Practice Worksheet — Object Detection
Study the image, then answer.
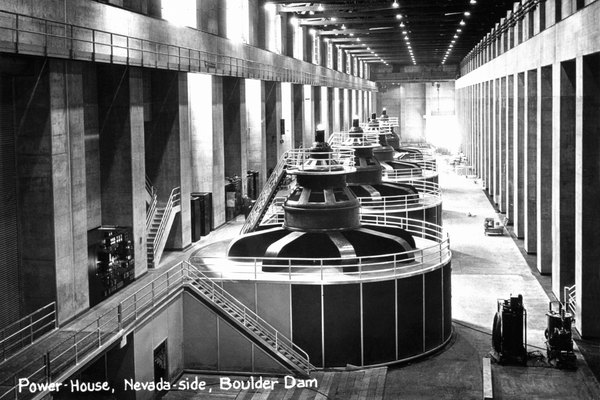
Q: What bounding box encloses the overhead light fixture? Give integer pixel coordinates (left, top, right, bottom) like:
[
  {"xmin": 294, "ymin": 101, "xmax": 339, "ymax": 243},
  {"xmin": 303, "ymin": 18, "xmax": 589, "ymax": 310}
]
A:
[
  {"xmin": 331, "ymin": 17, "xmax": 337, "ymax": 22},
  {"xmin": 402, "ymin": 30, "xmax": 407, "ymax": 35},
  {"xmin": 460, "ymin": 20, "xmax": 465, "ymax": 25},
  {"xmin": 317, "ymin": 3, "xmax": 324, "ymax": 11},
  {"xmin": 396, "ymin": 14, "xmax": 402, "ymax": 19},
  {"xmin": 451, "ymin": 40, "xmax": 455, "ymax": 43},
  {"xmin": 457, "ymin": 28, "xmax": 462, "ymax": 32},
  {"xmin": 392, "ymin": 1, "xmax": 399, "ymax": 9},
  {"xmin": 453, "ymin": 35, "xmax": 458, "ymax": 38},
  {"xmin": 449, "ymin": 44, "xmax": 453, "ymax": 47},
  {"xmin": 470, "ymin": 0, "xmax": 477, "ymax": 4},
  {"xmin": 356, "ymin": 38, "xmax": 361, "ymax": 42},
  {"xmin": 341, "ymin": 24, "xmax": 347, "ymax": 29},
  {"xmin": 399, "ymin": 22, "xmax": 405, "ymax": 28},
  {"xmin": 464, "ymin": 11, "xmax": 471, "ymax": 17},
  {"xmin": 309, "ymin": 10, "xmax": 315, "ymax": 15},
  {"xmin": 404, "ymin": 36, "xmax": 408, "ymax": 40},
  {"xmin": 350, "ymin": 33, "xmax": 354, "ymax": 36}
]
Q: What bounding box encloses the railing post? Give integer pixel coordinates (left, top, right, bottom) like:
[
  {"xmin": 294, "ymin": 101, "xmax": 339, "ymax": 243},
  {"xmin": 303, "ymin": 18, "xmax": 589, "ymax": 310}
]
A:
[
  {"xmin": 275, "ymin": 331, "xmax": 278, "ymax": 351},
  {"xmin": 45, "ymin": 351, "xmax": 51, "ymax": 384},
  {"xmin": 117, "ymin": 304, "xmax": 123, "ymax": 330},
  {"xmin": 97, "ymin": 319, "xmax": 101, "ymax": 346},
  {"xmin": 74, "ymin": 335, "xmax": 78, "ymax": 364}
]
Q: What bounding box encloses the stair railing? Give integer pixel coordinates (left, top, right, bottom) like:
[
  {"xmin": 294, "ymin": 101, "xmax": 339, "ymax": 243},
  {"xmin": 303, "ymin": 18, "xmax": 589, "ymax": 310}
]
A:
[
  {"xmin": 183, "ymin": 261, "xmax": 312, "ymax": 375},
  {"xmin": 0, "ymin": 261, "xmax": 312, "ymax": 399},
  {"xmin": 151, "ymin": 187, "xmax": 181, "ymax": 265},
  {"xmin": 146, "ymin": 194, "xmax": 158, "ymax": 231},
  {"xmin": 241, "ymin": 153, "xmax": 288, "ymax": 234},
  {"xmin": 0, "ymin": 303, "xmax": 57, "ymax": 364},
  {"xmin": 564, "ymin": 284, "xmax": 576, "ymax": 316}
]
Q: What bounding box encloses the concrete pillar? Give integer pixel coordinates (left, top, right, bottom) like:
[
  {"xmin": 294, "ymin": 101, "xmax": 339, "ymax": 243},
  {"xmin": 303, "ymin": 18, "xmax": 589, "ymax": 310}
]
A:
[
  {"xmin": 514, "ymin": 3, "xmax": 523, "ymax": 46},
  {"xmin": 245, "ymin": 79, "xmax": 267, "ymax": 190},
  {"xmin": 500, "ymin": 76, "xmax": 507, "ymax": 212},
  {"xmin": 552, "ymin": 60, "xmax": 576, "ymax": 300},
  {"xmin": 332, "ymin": 87, "xmax": 341, "ymax": 132},
  {"xmin": 145, "ymin": 70, "xmax": 192, "ymax": 250},
  {"xmin": 281, "ymin": 82, "xmax": 294, "ymax": 154},
  {"xmin": 343, "ymin": 88, "xmax": 351, "ymax": 130},
  {"xmin": 223, "ymin": 77, "xmax": 247, "ymax": 187},
  {"xmin": 486, "ymin": 81, "xmax": 493, "ymax": 193},
  {"xmin": 302, "ymin": 84, "xmax": 314, "ymax": 146},
  {"xmin": 524, "ymin": 69, "xmax": 538, "ymax": 253},
  {"xmin": 189, "ymin": 73, "xmax": 225, "ymax": 227},
  {"xmin": 514, "ymin": 72, "xmax": 525, "ymax": 238},
  {"xmin": 493, "ymin": 79, "xmax": 501, "ymax": 205},
  {"xmin": 576, "ymin": 53, "xmax": 600, "ymax": 337},
  {"xmin": 537, "ymin": 66, "xmax": 553, "ymax": 274},
  {"xmin": 506, "ymin": 75, "xmax": 514, "ymax": 223},
  {"xmin": 265, "ymin": 81, "xmax": 284, "ymax": 179},
  {"xmin": 97, "ymin": 64, "xmax": 147, "ymax": 277},
  {"xmin": 47, "ymin": 60, "xmax": 89, "ymax": 322},
  {"xmin": 320, "ymin": 86, "xmax": 330, "ymax": 134}
]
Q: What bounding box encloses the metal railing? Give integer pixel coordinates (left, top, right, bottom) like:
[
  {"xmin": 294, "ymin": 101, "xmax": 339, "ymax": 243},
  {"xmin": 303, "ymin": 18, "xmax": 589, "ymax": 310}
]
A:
[
  {"xmin": 328, "ymin": 131, "xmax": 380, "ymax": 148},
  {"xmin": 150, "ymin": 187, "xmax": 181, "ymax": 266},
  {"xmin": 0, "ymin": 262, "xmax": 312, "ymax": 399},
  {"xmin": 241, "ymin": 154, "xmax": 289, "ymax": 234},
  {"xmin": 357, "ymin": 180, "xmax": 442, "ymax": 212},
  {"xmin": 0, "ymin": 9, "xmax": 375, "ymax": 91},
  {"xmin": 185, "ymin": 264, "xmax": 312, "ymax": 375},
  {"xmin": 564, "ymin": 285, "xmax": 576, "ymax": 316},
  {"xmin": 382, "ymin": 159, "xmax": 438, "ymax": 181},
  {"xmin": 285, "ymin": 147, "xmax": 355, "ymax": 172},
  {"xmin": 191, "ymin": 216, "xmax": 450, "ymax": 283},
  {"xmin": 0, "ymin": 303, "xmax": 56, "ymax": 364}
]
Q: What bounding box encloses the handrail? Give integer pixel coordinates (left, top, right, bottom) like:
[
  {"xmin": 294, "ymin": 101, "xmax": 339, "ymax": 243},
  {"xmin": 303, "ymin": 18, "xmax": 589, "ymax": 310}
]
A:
[
  {"xmin": 564, "ymin": 285, "xmax": 576, "ymax": 316},
  {"xmin": 241, "ymin": 154, "xmax": 289, "ymax": 234},
  {"xmin": 0, "ymin": 303, "xmax": 56, "ymax": 363},
  {"xmin": 357, "ymin": 180, "xmax": 442, "ymax": 212},
  {"xmin": 146, "ymin": 193, "xmax": 158, "ymax": 230},
  {"xmin": 0, "ymin": 9, "xmax": 376, "ymax": 91},
  {"xmin": 145, "ymin": 175, "xmax": 156, "ymax": 198},
  {"xmin": 191, "ymin": 216, "xmax": 450, "ymax": 284},
  {"xmin": 0, "ymin": 261, "xmax": 312, "ymax": 399},
  {"xmin": 151, "ymin": 186, "xmax": 181, "ymax": 263},
  {"xmin": 382, "ymin": 159, "xmax": 439, "ymax": 181},
  {"xmin": 328, "ymin": 131, "xmax": 380, "ymax": 148},
  {"xmin": 184, "ymin": 262, "xmax": 312, "ymax": 375},
  {"xmin": 285, "ymin": 147, "xmax": 356, "ymax": 172}
]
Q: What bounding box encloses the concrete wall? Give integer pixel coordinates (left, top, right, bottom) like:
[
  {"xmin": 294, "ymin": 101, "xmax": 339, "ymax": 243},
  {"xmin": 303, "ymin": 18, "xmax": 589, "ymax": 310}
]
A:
[{"xmin": 456, "ymin": 0, "xmax": 600, "ymax": 337}]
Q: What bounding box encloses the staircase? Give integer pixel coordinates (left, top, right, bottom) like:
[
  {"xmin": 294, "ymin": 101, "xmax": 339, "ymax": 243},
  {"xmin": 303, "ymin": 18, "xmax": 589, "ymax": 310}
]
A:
[
  {"xmin": 184, "ymin": 262, "xmax": 313, "ymax": 376},
  {"xmin": 241, "ymin": 153, "xmax": 289, "ymax": 234},
  {"xmin": 146, "ymin": 187, "xmax": 181, "ymax": 268}
]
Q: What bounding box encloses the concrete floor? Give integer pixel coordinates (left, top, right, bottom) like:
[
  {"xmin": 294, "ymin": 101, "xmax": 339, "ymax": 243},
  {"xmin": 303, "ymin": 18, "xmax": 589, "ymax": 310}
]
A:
[{"xmin": 170, "ymin": 160, "xmax": 600, "ymax": 400}]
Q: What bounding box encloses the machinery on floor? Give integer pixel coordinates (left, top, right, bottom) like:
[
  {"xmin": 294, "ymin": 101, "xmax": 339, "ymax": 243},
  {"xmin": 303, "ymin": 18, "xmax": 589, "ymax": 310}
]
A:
[
  {"xmin": 492, "ymin": 294, "xmax": 527, "ymax": 365},
  {"xmin": 484, "ymin": 217, "xmax": 505, "ymax": 236},
  {"xmin": 545, "ymin": 301, "xmax": 577, "ymax": 369}
]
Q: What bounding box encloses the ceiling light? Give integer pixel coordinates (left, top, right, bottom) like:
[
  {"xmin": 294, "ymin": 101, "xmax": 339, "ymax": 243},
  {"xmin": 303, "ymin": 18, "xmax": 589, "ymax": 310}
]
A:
[
  {"xmin": 402, "ymin": 31, "xmax": 407, "ymax": 35},
  {"xmin": 341, "ymin": 24, "xmax": 346, "ymax": 29},
  {"xmin": 356, "ymin": 38, "xmax": 360, "ymax": 42},
  {"xmin": 457, "ymin": 28, "xmax": 462, "ymax": 32},
  {"xmin": 396, "ymin": 14, "xmax": 402, "ymax": 19},
  {"xmin": 392, "ymin": 1, "xmax": 399, "ymax": 9},
  {"xmin": 399, "ymin": 22, "xmax": 405, "ymax": 27},
  {"xmin": 470, "ymin": 0, "xmax": 477, "ymax": 4},
  {"xmin": 464, "ymin": 11, "xmax": 471, "ymax": 16},
  {"xmin": 451, "ymin": 40, "xmax": 455, "ymax": 43},
  {"xmin": 460, "ymin": 20, "xmax": 465, "ymax": 26},
  {"xmin": 367, "ymin": 47, "xmax": 371, "ymax": 50},
  {"xmin": 449, "ymin": 44, "xmax": 453, "ymax": 47},
  {"xmin": 404, "ymin": 36, "xmax": 408, "ymax": 40},
  {"xmin": 331, "ymin": 17, "xmax": 337, "ymax": 22},
  {"xmin": 317, "ymin": 4, "xmax": 324, "ymax": 11},
  {"xmin": 309, "ymin": 10, "xmax": 315, "ymax": 15},
  {"xmin": 350, "ymin": 33, "xmax": 354, "ymax": 36}
]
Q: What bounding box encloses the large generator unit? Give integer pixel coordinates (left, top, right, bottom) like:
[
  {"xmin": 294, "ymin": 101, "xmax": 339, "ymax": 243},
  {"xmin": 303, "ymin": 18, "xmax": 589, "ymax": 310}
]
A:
[
  {"xmin": 492, "ymin": 294, "xmax": 527, "ymax": 364},
  {"xmin": 545, "ymin": 301, "xmax": 577, "ymax": 369}
]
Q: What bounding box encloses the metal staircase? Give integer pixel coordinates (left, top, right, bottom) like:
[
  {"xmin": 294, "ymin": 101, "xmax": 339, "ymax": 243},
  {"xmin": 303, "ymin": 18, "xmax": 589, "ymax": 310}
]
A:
[
  {"xmin": 0, "ymin": 261, "xmax": 312, "ymax": 400},
  {"xmin": 185, "ymin": 263, "xmax": 313, "ymax": 376},
  {"xmin": 147, "ymin": 187, "xmax": 181, "ymax": 268},
  {"xmin": 240, "ymin": 154, "xmax": 289, "ymax": 234}
]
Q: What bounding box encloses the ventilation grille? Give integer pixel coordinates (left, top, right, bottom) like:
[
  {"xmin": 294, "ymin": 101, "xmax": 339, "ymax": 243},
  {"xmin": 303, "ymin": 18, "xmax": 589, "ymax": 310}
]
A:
[{"xmin": 0, "ymin": 95, "xmax": 22, "ymax": 329}]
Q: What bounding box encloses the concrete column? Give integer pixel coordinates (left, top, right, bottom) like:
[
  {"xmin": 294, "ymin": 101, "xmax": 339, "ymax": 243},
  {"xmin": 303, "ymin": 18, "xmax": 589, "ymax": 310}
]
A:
[
  {"xmin": 552, "ymin": 60, "xmax": 576, "ymax": 300},
  {"xmin": 524, "ymin": 69, "xmax": 538, "ymax": 253},
  {"xmin": 514, "ymin": 72, "xmax": 525, "ymax": 238},
  {"xmin": 500, "ymin": 77, "xmax": 507, "ymax": 212},
  {"xmin": 97, "ymin": 65, "xmax": 147, "ymax": 277},
  {"xmin": 332, "ymin": 87, "xmax": 341, "ymax": 132},
  {"xmin": 145, "ymin": 71, "xmax": 191, "ymax": 250},
  {"xmin": 266, "ymin": 81, "xmax": 283, "ymax": 179},
  {"xmin": 514, "ymin": 3, "xmax": 523, "ymax": 46},
  {"xmin": 189, "ymin": 73, "xmax": 225, "ymax": 227},
  {"xmin": 47, "ymin": 60, "xmax": 89, "ymax": 322},
  {"xmin": 493, "ymin": 79, "xmax": 500, "ymax": 204},
  {"xmin": 223, "ymin": 77, "xmax": 247, "ymax": 189},
  {"xmin": 506, "ymin": 75, "xmax": 514, "ymax": 223},
  {"xmin": 342, "ymin": 88, "xmax": 350, "ymax": 131},
  {"xmin": 486, "ymin": 81, "xmax": 493, "ymax": 193},
  {"xmin": 320, "ymin": 86, "xmax": 330, "ymax": 134},
  {"xmin": 302, "ymin": 84, "xmax": 314, "ymax": 146},
  {"xmin": 281, "ymin": 82, "xmax": 294, "ymax": 154},
  {"xmin": 245, "ymin": 79, "xmax": 267, "ymax": 190},
  {"xmin": 576, "ymin": 53, "xmax": 600, "ymax": 337},
  {"xmin": 537, "ymin": 66, "xmax": 553, "ymax": 274}
]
